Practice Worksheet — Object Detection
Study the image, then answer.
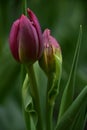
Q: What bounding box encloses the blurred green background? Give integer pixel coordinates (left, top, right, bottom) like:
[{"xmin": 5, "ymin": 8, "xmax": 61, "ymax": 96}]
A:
[{"xmin": 0, "ymin": 0, "xmax": 87, "ymax": 130}]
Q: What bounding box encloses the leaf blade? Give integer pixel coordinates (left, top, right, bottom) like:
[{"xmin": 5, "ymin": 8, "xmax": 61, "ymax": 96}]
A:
[
  {"xmin": 56, "ymin": 86, "xmax": 87, "ymax": 130},
  {"xmin": 58, "ymin": 25, "xmax": 82, "ymax": 121}
]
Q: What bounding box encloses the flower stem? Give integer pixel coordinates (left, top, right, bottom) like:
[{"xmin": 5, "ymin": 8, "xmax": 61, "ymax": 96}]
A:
[
  {"xmin": 22, "ymin": 0, "xmax": 27, "ymax": 15},
  {"xmin": 46, "ymin": 73, "xmax": 61, "ymax": 130},
  {"xmin": 26, "ymin": 65, "xmax": 43, "ymax": 130},
  {"xmin": 46, "ymin": 77, "xmax": 54, "ymax": 130},
  {"xmin": 46, "ymin": 97, "xmax": 53, "ymax": 130}
]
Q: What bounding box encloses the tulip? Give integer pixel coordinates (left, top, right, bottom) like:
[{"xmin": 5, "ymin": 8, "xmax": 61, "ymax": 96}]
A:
[
  {"xmin": 9, "ymin": 8, "xmax": 43, "ymax": 63},
  {"xmin": 39, "ymin": 29, "xmax": 62, "ymax": 76},
  {"xmin": 39, "ymin": 29, "xmax": 62, "ymax": 130}
]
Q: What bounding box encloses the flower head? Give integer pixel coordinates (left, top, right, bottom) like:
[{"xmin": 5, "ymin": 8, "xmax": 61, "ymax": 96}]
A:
[
  {"xmin": 9, "ymin": 8, "xmax": 43, "ymax": 63},
  {"xmin": 39, "ymin": 29, "xmax": 62, "ymax": 76}
]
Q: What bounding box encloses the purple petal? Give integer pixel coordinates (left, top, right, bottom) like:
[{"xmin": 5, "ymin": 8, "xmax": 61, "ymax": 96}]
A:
[
  {"xmin": 43, "ymin": 29, "xmax": 59, "ymax": 48},
  {"xmin": 9, "ymin": 19, "xmax": 20, "ymax": 61},
  {"xmin": 18, "ymin": 15, "xmax": 39, "ymax": 62},
  {"xmin": 27, "ymin": 8, "xmax": 43, "ymax": 58}
]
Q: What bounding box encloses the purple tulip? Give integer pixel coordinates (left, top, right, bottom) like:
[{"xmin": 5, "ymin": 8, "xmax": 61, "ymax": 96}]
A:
[{"xmin": 9, "ymin": 8, "xmax": 43, "ymax": 63}]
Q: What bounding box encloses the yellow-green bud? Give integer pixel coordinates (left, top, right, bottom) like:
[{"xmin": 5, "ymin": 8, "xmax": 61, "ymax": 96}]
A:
[{"xmin": 39, "ymin": 29, "xmax": 62, "ymax": 77}]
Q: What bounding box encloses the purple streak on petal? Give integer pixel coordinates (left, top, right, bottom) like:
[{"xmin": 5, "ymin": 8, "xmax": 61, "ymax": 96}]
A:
[
  {"xmin": 18, "ymin": 15, "xmax": 39, "ymax": 62},
  {"xmin": 27, "ymin": 8, "xmax": 43, "ymax": 58},
  {"xmin": 9, "ymin": 19, "xmax": 20, "ymax": 61},
  {"xmin": 43, "ymin": 29, "xmax": 59, "ymax": 48}
]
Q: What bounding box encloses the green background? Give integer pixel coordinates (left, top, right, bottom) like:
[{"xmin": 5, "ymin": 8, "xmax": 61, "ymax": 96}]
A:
[{"xmin": 0, "ymin": 0, "xmax": 87, "ymax": 129}]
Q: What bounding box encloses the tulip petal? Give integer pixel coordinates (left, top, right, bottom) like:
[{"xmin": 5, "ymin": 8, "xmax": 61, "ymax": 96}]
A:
[
  {"xmin": 9, "ymin": 20, "xmax": 20, "ymax": 61},
  {"xmin": 19, "ymin": 15, "xmax": 39, "ymax": 62},
  {"xmin": 27, "ymin": 8, "xmax": 43, "ymax": 58},
  {"xmin": 43, "ymin": 29, "xmax": 59, "ymax": 48}
]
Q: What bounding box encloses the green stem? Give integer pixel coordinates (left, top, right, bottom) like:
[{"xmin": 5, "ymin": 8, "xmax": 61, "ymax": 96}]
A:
[
  {"xmin": 46, "ymin": 98, "xmax": 53, "ymax": 130},
  {"xmin": 26, "ymin": 65, "xmax": 43, "ymax": 130},
  {"xmin": 22, "ymin": 0, "xmax": 27, "ymax": 15},
  {"xmin": 46, "ymin": 77, "xmax": 54, "ymax": 130},
  {"xmin": 46, "ymin": 72, "xmax": 61, "ymax": 130}
]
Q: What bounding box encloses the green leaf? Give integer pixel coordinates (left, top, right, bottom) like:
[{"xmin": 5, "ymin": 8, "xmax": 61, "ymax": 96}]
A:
[
  {"xmin": 26, "ymin": 63, "xmax": 44, "ymax": 130},
  {"xmin": 83, "ymin": 113, "xmax": 87, "ymax": 130},
  {"xmin": 58, "ymin": 25, "xmax": 82, "ymax": 121},
  {"xmin": 22, "ymin": 74, "xmax": 38, "ymax": 130},
  {"xmin": 34, "ymin": 62, "xmax": 47, "ymax": 130},
  {"xmin": 70, "ymin": 100, "xmax": 87, "ymax": 130},
  {"xmin": 56, "ymin": 85, "xmax": 87, "ymax": 130}
]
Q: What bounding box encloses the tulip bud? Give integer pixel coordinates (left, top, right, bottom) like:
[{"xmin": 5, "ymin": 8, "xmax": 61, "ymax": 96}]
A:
[
  {"xmin": 39, "ymin": 29, "xmax": 62, "ymax": 128},
  {"xmin": 39, "ymin": 29, "xmax": 62, "ymax": 77},
  {"xmin": 9, "ymin": 8, "xmax": 43, "ymax": 64}
]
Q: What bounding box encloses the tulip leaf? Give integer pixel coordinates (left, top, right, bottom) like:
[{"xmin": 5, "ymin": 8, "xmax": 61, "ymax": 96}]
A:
[
  {"xmin": 83, "ymin": 113, "xmax": 87, "ymax": 130},
  {"xmin": 22, "ymin": 74, "xmax": 38, "ymax": 130},
  {"xmin": 58, "ymin": 25, "xmax": 82, "ymax": 121},
  {"xmin": 70, "ymin": 101, "xmax": 87, "ymax": 130},
  {"xmin": 56, "ymin": 85, "xmax": 87, "ymax": 130},
  {"xmin": 34, "ymin": 62, "xmax": 47, "ymax": 128}
]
